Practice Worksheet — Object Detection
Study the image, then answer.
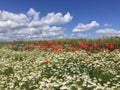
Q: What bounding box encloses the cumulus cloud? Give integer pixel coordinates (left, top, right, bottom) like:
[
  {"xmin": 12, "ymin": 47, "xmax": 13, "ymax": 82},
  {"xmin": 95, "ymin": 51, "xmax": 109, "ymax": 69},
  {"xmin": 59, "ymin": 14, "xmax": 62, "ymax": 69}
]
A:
[
  {"xmin": 41, "ymin": 12, "xmax": 73, "ymax": 25},
  {"xmin": 0, "ymin": 10, "xmax": 29, "ymax": 22},
  {"xmin": 73, "ymin": 21, "xmax": 99, "ymax": 32},
  {"xmin": 27, "ymin": 8, "xmax": 40, "ymax": 21},
  {"xmin": 96, "ymin": 28, "xmax": 120, "ymax": 36},
  {"xmin": 0, "ymin": 8, "xmax": 72, "ymax": 41}
]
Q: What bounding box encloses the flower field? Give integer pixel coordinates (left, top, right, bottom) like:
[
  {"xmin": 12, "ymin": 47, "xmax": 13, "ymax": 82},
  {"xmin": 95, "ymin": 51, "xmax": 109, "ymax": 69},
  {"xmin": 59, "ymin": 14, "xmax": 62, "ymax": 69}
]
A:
[{"xmin": 0, "ymin": 37, "xmax": 120, "ymax": 90}]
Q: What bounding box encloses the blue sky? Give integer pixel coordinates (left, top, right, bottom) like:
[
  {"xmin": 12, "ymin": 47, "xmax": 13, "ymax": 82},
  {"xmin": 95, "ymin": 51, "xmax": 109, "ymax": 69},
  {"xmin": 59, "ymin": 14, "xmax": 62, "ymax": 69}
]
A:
[{"xmin": 0, "ymin": 0, "xmax": 120, "ymax": 41}]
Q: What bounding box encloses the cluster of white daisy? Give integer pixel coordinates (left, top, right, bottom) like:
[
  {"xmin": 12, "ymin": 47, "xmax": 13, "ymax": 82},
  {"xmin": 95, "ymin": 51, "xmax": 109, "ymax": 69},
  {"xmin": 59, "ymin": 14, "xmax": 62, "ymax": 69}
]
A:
[{"xmin": 0, "ymin": 48, "xmax": 120, "ymax": 89}]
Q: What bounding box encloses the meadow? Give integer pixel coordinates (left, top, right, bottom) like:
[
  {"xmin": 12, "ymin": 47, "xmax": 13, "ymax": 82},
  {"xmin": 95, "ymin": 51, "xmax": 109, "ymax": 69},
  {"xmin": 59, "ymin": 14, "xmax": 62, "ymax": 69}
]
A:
[{"xmin": 0, "ymin": 37, "xmax": 120, "ymax": 90}]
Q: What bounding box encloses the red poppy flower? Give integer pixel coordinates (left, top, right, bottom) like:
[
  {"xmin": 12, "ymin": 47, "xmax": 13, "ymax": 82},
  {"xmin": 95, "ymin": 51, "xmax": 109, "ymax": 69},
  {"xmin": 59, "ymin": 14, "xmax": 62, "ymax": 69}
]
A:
[
  {"xmin": 80, "ymin": 42, "xmax": 88, "ymax": 49},
  {"xmin": 106, "ymin": 43, "xmax": 114, "ymax": 50},
  {"xmin": 44, "ymin": 59, "xmax": 48, "ymax": 64}
]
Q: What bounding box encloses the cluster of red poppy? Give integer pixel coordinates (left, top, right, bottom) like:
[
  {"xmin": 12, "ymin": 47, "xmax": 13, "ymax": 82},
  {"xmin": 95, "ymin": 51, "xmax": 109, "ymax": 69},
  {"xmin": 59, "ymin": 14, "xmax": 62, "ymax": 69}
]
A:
[
  {"xmin": 23, "ymin": 44, "xmax": 34, "ymax": 51},
  {"xmin": 23, "ymin": 40, "xmax": 115, "ymax": 52},
  {"xmin": 79, "ymin": 42, "xmax": 89, "ymax": 49},
  {"xmin": 80, "ymin": 41, "xmax": 101, "ymax": 51},
  {"xmin": 106, "ymin": 42, "xmax": 115, "ymax": 50}
]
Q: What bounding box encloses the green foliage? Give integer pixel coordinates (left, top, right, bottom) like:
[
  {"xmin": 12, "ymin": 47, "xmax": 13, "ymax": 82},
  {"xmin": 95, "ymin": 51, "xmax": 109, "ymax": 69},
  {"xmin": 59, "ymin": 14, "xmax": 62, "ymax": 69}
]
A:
[{"xmin": 3, "ymin": 67, "xmax": 14, "ymax": 76}]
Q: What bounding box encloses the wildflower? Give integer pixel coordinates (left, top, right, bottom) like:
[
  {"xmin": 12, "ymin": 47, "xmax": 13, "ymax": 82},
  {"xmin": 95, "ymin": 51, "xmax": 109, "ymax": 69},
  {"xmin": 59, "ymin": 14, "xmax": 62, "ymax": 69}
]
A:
[
  {"xmin": 106, "ymin": 43, "xmax": 114, "ymax": 50},
  {"xmin": 89, "ymin": 46, "xmax": 93, "ymax": 50},
  {"xmin": 80, "ymin": 42, "xmax": 88, "ymax": 49},
  {"xmin": 95, "ymin": 41, "xmax": 101, "ymax": 48},
  {"xmin": 22, "ymin": 77, "xmax": 27, "ymax": 81},
  {"xmin": 23, "ymin": 44, "xmax": 34, "ymax": 51},
  {"xmin": 60, "ymin": 85, "xmax": 69, "ymax": 90},
  {"xmin": 44, "ymin": 59, "xmax": 48, "ymax": 64}
]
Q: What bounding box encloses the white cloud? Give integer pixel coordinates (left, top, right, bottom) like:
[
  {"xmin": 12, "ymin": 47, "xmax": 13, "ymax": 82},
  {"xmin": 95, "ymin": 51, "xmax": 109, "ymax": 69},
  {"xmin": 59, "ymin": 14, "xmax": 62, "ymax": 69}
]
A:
[
  {"xmin": 0, "ymin": 8, "xmax": 72, "ymax": 41},
  {"xmin": 77, "ymin": 33, "xmax": 88, "ymax": 37},
  {"xmin": 104, "ymin": 24, "xmax": 112, "ymax": 27},
  {"xmin": 27, "ymin": 8, "xmax": 40, "ymax": 21},
  {"xmin": 72, "ymin": 21, "xmax": 99, "ymax": 38},
  {"xmin": 96, "ymin": 28, "xmax": 120, "ymax": 36},
  {"xmin": 72, "ymin": 21, "xmax": 99, "ymax": 32},
  {"xmin": 41, "ymin": 12, "xmax": 73, "ymax": 25},
  {"xmin": 0, "ymin": 10, "xmax": 28, "ymax": 22}
]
